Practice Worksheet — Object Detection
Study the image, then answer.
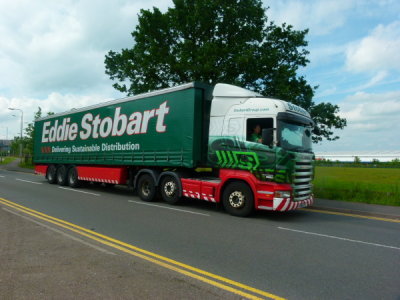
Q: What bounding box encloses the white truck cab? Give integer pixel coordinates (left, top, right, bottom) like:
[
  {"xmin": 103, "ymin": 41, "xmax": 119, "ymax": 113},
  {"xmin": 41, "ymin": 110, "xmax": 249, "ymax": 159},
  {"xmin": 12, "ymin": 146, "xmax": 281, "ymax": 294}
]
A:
[{"xmin": 210, "ymin": 83, "xmax": 313, "ymax": 152}]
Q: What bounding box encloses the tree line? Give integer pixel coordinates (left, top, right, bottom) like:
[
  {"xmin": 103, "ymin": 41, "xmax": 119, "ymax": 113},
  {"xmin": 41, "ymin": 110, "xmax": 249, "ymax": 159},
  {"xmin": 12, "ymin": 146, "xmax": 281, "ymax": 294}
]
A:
[
  {"xmin": 5, "ymin": 108, "xmax": 53, "ymax": 158},
  {"xmin": 315, "ymin": 157, "xmax": 400, "ymax": 168}
]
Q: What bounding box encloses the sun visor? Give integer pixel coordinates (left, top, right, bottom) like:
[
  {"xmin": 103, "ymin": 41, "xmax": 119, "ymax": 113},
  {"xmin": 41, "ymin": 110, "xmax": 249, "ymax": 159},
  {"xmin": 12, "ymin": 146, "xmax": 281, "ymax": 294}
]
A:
[{"xmin": 212, "ymin": 83, "xmax": 262, "ymax": 98}]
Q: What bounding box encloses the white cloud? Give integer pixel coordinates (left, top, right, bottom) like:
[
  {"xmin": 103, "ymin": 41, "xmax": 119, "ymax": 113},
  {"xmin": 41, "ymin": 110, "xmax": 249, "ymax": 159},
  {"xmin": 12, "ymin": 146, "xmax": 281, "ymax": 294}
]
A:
[
  {"xmin": 347, "ymin": 70, "xmax": 389, "ymax": 92},
  {"xmin": 266, "ymin": 0, "xmax": 356, "ymax": 35},
  {"xmin": 308, "ymin": 44, "xmax": 346, "ymax": 64},
  {"xmin": 0, "ymin": 92, "xmax": 115, "ymax": 139},
  {"xmin": 0, "ymin": 0, "xmax": 174, "ymax": 138},
  {"xmin": 0, "ymin": 0, "xmax": 172, "ymax": 98},
  {"xmin": 346, "ymin": 21, "xmax": 400, "ymax": 72},
  {"xmin": 340, "ymin": 90, "xmax": 400, "ymax": 123},
  {"xmin": 315, "ymin": 90, "xmax": 400, "ymax": 151},
  {"xmin": 362, "ymin": 71, "xmax": 387, "ymax": 88}
]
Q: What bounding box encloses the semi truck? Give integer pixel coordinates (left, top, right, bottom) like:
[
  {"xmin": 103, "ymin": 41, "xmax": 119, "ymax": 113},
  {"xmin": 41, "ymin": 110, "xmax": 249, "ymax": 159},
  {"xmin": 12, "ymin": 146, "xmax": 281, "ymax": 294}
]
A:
[{"xmin": 34, "ymin": 82, "xmax": 314, "ymax": 217}]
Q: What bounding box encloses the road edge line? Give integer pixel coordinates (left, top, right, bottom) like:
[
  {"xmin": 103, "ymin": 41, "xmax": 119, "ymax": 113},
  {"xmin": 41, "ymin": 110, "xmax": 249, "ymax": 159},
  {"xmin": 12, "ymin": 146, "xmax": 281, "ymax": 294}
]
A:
[{"xmin": 301, "ymin": 208, "xmax": 400, "ymax": 223}]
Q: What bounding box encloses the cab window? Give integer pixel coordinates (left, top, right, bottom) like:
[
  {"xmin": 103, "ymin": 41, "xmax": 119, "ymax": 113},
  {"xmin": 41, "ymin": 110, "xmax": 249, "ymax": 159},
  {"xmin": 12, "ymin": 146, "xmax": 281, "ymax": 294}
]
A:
[{"xmin": 246, "ymin": 118, "xmax": 273, "ymax": 142}]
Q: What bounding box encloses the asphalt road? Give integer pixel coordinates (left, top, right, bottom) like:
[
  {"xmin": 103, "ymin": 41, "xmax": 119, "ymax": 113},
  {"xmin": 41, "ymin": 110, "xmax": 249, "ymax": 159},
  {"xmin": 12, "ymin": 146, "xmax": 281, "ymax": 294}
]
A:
[{"xmin": 1, "ymin": 169, "xmax": 399, "ymax": 300}]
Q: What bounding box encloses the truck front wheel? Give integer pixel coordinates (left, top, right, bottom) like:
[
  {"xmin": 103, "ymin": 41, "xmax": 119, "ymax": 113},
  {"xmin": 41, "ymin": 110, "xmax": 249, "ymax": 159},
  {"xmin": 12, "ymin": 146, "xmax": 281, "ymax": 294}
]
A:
[
  {"xmin": 56, "ymin": 165, "xmax": 68, "ymax": 186},
  {"xmin": 46, "ymin": 165, "xmax": 57, "ymax": 184},
  {"xmin": 222, "ymin": 181, "xmax": 254, "ymax": 217},
  {"xmin": 160, "ymin": 176, "xmax": 181, "ymax": 204},
  {"xmin": 137, "ymin": 174, "xmax": 157, "ymax": 202}
]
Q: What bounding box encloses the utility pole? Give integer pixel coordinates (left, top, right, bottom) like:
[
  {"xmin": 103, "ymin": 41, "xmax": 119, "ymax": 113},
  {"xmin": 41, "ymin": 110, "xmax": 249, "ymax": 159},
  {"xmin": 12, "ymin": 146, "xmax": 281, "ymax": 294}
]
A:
[{"xmin": 8, "ymin": 107, "xmax": 23, "ymax": 157}]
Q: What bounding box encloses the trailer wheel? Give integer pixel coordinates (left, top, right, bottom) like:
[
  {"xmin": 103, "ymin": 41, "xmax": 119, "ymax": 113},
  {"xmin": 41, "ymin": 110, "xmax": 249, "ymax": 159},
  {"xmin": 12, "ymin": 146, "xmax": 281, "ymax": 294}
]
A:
[
  {"xmin": 137, "ymin": 174, "xmax": 157, "ymax": 202},
  {"xmin": 160, "ymin": 176, "xmax": 181, "ymax": 204},
  {"xmin": 56, "ymin": 165, "xmax": 68, "ymax": 186},
  {"xmin": 46, "ymin": 165, "xmax": 57, "ymax": 184},
  {"xmin": 67, "ymin": 167, "xmax": 81, "ymax": 188},
  {"xmin": 222, "ymin": 181, "xmax": 254, "ymax": 217}
]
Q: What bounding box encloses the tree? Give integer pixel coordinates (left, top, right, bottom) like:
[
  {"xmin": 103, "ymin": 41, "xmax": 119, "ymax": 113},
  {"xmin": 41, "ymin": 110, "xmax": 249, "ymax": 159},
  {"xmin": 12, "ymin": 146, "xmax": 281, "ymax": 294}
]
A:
[
  {"xmin": 22, "ymin": 107, "xmax": 54, "ymax": 156},
  {"xmin": 10, "ymin": 137, "xmax": 29, "ymax": 156},
  {"xmin": 24, "ymin": 107, "xmax": 43, "ymax": 155},
  {"xmin": 105, "ymin": 0, "xmax": 346, "ymax": 143}
]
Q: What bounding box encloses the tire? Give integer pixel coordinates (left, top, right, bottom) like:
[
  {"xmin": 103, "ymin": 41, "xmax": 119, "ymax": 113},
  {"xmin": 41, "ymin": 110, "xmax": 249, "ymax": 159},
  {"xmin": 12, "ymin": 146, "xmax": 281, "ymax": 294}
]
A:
[
  {"xmin": 137, "ymin": 174, "xmax": 157, "ymax": 202},
  {"xmin": 160, "ymin": 175, "xmax": 181, "ymax": 204},
  {"xmin": 56, "ymin": 165, "xmax": 68, "ymax": 186},
  {"xmin": 67, "ymin": 167, "xmax": 81, "ymax": 188},
  {"xmin": 222, "ymin": 181, "xmax": 254, "ymax": 217},
  {"xmin": 46, "ymin": 164, "xmax": 57, "ymax": 184}
]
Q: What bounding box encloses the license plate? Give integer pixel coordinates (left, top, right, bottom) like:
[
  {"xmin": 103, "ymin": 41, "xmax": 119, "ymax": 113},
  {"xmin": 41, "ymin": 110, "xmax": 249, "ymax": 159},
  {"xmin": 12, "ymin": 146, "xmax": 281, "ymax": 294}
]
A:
[{"xmin": 298, "ymin": 202, "xmax": 307, "ymax": 208}]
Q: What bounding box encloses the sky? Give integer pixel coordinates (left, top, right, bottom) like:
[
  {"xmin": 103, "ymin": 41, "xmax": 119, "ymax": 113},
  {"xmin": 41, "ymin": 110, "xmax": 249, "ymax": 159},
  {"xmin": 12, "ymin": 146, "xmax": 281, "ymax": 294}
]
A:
[{"xmin": 0, "ymin": 0, "xmax": 399, "ymax": 152}]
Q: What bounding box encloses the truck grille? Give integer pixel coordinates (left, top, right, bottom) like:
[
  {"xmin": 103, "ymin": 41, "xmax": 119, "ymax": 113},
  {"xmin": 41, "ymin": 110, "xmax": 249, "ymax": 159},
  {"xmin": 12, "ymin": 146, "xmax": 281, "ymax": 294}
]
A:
[{"xmin": 292, "ymin": 157, "xmax": 313, "ymax": 201}]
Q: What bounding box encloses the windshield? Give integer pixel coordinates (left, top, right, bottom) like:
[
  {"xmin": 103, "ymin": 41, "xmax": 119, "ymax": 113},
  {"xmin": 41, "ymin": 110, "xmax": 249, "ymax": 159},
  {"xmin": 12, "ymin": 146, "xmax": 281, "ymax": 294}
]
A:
[{"xmin": 278, "ymin": 120, "xmax": 312, "ymax": 152}]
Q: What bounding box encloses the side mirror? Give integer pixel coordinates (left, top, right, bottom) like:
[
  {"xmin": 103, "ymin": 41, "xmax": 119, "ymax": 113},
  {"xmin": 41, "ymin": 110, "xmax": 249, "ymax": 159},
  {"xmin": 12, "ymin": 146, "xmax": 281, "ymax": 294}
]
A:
[{"xmin": 262, "ymin": 128, "xmax": 274, "ymax": 147}]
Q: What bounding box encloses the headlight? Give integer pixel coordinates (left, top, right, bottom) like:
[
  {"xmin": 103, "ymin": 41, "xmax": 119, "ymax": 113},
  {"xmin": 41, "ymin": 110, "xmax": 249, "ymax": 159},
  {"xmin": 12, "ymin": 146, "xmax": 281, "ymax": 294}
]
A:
[{"xmin": 274, "ymin": 190, "xmax": 291, "ymax": 198}]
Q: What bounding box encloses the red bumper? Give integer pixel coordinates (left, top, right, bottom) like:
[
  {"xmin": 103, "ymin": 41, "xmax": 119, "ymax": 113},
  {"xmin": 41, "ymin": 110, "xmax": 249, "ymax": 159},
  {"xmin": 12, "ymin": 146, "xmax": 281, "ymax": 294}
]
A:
[{"xmin": 257, "ymin": 195, "xmax": 314, "ymax": 211}]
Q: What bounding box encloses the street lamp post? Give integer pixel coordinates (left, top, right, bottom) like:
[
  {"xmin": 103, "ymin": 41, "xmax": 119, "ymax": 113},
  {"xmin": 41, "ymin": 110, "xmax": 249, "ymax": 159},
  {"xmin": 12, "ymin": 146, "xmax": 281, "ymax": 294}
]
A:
[{"xmin": 8, "ymin": 107, "xmax": 24, "ymax": 157}]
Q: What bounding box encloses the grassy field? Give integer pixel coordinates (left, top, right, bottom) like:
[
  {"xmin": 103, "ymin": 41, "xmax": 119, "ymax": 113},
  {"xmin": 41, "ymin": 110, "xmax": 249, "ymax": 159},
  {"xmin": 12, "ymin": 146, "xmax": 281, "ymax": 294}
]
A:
[
  {"xmin": 314, "ymin": 166, "xmax": 400, "ymax": 206},
  {"xmin": 0, "ymin": 156, "xmax": 17, "ymax": 165}
]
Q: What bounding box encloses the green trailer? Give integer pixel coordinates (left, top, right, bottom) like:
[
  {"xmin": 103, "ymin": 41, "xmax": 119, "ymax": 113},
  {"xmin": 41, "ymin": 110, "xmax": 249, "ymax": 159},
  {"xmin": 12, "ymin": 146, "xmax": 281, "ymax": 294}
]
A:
[{"xmin": 34, "ymin": 83, "xmax": 212, "ymax": 168}]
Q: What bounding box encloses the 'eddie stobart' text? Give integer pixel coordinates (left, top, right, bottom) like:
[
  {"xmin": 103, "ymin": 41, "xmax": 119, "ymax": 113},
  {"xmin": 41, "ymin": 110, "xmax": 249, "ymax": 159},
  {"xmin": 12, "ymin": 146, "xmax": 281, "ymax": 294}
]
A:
[{"xmin": 41, "ymin": 102, "xmax": 169, "ymax": 143}]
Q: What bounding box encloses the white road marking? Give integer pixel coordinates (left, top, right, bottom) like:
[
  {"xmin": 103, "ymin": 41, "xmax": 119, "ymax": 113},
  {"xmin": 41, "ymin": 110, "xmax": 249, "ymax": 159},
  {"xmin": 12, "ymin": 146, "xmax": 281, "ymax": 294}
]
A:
[
  {"xmin": 129, "ymin": 200, "xmax": 210, "ymax": 217},
  {"xmin": 16, "ymin": 178, "xmax": 42, "ymax": 185},
  {"xmin": 58, "ymin": 187, "xmax": 101, "ymax": 196},
  {"xmin": 278, "ymin": 227, "xmax": 400, "ymax": 251},
  {"xmin": 0, "ymin": 175, "xmax": 5, "ymax": 178},
  {"xmin": 2, "ymin": 207, "xmax": 116, "ymax": 255}
]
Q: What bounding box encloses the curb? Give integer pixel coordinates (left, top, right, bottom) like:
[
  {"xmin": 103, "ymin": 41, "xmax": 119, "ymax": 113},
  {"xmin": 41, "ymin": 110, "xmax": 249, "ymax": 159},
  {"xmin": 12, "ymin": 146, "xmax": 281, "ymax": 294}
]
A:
[
  {"xmin": 0, "ymin": 167, "xmax": 35, "ymax": 174},
  {"xmin": 0, "ymin": 158, "xmax": 35, "ymax": 174}
]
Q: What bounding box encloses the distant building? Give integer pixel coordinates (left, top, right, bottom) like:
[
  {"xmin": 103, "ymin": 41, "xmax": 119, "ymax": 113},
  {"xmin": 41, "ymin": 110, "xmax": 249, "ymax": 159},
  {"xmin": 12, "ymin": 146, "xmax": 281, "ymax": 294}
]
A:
[
  {"xmin": 0, "ymin": 140, "xmax": 11, "ymax": 153},
  {"xmin": 315, "ymin": 151, "xmax": 400, "ymax": 162}
]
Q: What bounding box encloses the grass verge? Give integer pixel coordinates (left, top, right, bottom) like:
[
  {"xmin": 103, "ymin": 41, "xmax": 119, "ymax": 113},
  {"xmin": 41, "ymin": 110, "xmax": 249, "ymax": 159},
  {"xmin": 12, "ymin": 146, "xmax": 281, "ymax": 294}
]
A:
[
  {"xmin": 0, "ymin": 157, "xmax": 17, "ymax": 165},
  {"xmin": 19, "ymin": 162, "xmax": 35, "ymax": 169},
  {"xmin": 314, "ymin": 166, "xmax": 400, "ymax": 206}
]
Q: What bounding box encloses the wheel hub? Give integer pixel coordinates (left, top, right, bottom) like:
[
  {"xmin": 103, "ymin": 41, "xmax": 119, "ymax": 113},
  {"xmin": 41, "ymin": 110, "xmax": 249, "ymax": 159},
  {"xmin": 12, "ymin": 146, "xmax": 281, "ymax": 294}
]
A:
[
  {"xmin": 142, "ymin": 182, "xmax": 150, "ymax": 196},
  {"xmin": 164, "ymin": 181, "xmax": 176, "ymax": 197},
  {"xmin": 229, "ymin": 191, "xmax": 245, "ymax": 208}
]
